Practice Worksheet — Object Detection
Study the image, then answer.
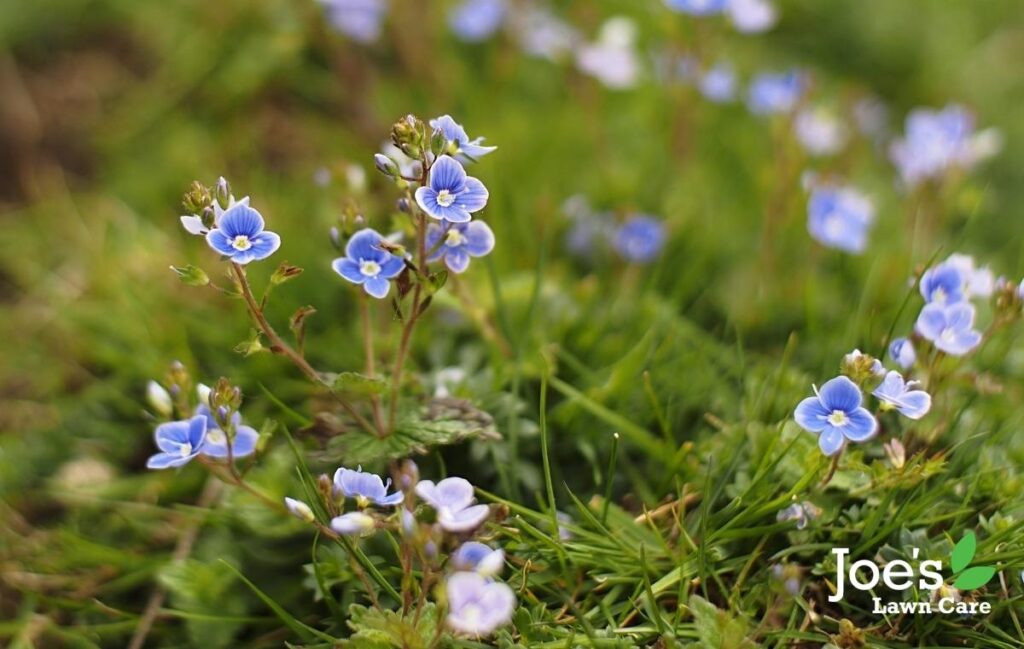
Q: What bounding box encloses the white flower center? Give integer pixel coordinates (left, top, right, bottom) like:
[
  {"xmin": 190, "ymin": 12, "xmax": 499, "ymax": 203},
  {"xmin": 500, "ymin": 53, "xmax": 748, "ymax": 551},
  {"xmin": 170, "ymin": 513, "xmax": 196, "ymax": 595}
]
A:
[
  {"xmin": 436, "ymin": 189, "xmax": 455, "ymax": 207},
  {"xmin": 445, "ymin": 228, "xmax": 467, "ymax": 247},
  {"xmin": 177, "ymin": 442, "xmax": 193, "ymax": 457},
  {"xmin": 207, "ymin": 429, "xmax": 227, "ymax": 445},
  {"xmin": 932, "ymin": 287, "xmax": 946, "ymax": 303},
  {"xmin": 827, "ymin": 410, "xmax": 848, "ymax": 427},
  {"xmin": 940, "ymin": 327, "xmax": 957, "ymax": 343},
  {"xmin": 360, "ymin": 259, "xmax": 381, "ymax": 277},
  {"xmin": 231, "ymin": 235, "xmax": 253, "ymax": 251}
]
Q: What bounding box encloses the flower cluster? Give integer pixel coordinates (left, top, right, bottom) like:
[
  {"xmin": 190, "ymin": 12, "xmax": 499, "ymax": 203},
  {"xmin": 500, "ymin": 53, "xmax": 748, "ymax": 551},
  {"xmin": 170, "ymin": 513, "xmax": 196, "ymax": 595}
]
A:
[
  {"xmin": 805, "ymin": 182, "xmax": 875, "ymax": 254},
  {"xmin": 664, "ymin": 0, "xmax": 778, "ymax": 34},
  {"xmin": 889, "ymin": 105, "xmax": 1001, "ymax": 187}
]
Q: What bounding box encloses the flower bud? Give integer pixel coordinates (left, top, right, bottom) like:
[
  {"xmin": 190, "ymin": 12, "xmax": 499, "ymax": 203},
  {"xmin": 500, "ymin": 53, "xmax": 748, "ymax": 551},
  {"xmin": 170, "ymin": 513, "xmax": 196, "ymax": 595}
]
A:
[
  {"xmin": 285, "ymin": 497, "xmax": 315, "ymax": 523},
  {"xmin": 374, "ymin": 154, "xmax": 399, "ymax": 178},
  {"xmin": 884, "ymin": 438, "xmax": 906, "ymax": 469},
  {"xmin": 170, "ymin": 264, "xmax": 210, "ymax": 287},
  {"xmin": 398, "ymin": 459, "xmax": 419, "ymax": 491},
  {"xmin": 331, "ymin": 511, "xmax": 376, "ymax": 536},
  {"xmin": 146, "ymin": 381, "xmax": 173, "ymax": 418},
  {"xmin": 270, "ymin": 263, "xmax": 304, "ymax": 286},
  {"xmin": 214, "ymin": 176, "xmax": 231, "ymax": 207},
  {"xmin": 182, "ymin": 181, "xmax": 212, "ymax": 214},
  {"xmin": 397, "ymin": 198, "xmax": 412, "ymax": 214}
]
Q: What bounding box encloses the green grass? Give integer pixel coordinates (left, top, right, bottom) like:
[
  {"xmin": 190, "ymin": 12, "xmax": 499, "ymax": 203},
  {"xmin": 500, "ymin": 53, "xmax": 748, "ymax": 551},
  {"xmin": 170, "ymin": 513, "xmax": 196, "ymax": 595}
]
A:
[{"xmin": 3, "ymin": 0, "xmax": 1024, "ymax": 647}]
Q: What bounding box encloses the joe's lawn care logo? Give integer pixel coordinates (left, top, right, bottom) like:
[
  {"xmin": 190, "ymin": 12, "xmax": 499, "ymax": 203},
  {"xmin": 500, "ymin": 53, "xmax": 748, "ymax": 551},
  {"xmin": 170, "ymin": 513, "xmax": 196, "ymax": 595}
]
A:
[{"xmin": 829, "ymin": 531, "xmax": 995, "ymax": 615}]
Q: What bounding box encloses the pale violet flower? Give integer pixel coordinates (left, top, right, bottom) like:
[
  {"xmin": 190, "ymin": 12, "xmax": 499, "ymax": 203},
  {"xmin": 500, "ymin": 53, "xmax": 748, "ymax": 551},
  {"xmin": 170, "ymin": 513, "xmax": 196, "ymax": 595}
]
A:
[
  {"xmin": 331, "ymin": 511, "xmax": 377, "ymax": 536},
  {"xmin": 919, "ymin": 262, "xmax": 966, "ymax": 305},
  {"xmin": 334, "ymin": 466, "xmax": 404, "ymax": 507},
  {"xmin": 747, "ymin": 71, "xmax": 804, "ymax": 115},
  {"xmin": 945, "ymin": 253, "xmax": 995, "ymax": 298},
  {"xmin": 415, "ymin": 155, "xmax": 490, "ymax": 223},
  {"xmin": 776, "ymin": 501, "xmax": 822, "ymax": 530},
  {"xmin": 430, "ymin": 115, "xmax": 497, "ymax": 161},
  {"xmin": 699, "ymin": 63, "xmax": 736, "ymax": 103},
  {"xmin": 416, "ymin": 477, "xmax": 490, "ymax": 533},
  {"xmin": 873, "ymin": 371, "xmax": 931, "ymax": 420},
  {"xmin": 194, "ymin": 404, "xmax": 260, "ymax": 459},
  {"xmin": 888, "ymin": 337, "xmax": 916, "ymax": 369},
  {"xmin": 807, "ymin": 184, "xmax": 874, "ymax": 253},
  {"xmin": 888, "ymin": 105, "xmax": 996, "ymax": 187},
  {"xmin": 449, "ymin": 0, "xmax": 506, "ymax": 42},
  {"xmin": 613, "ymin": 215, "xmax": 665, "ymax": 263},
  {"xmin": 445, "ymin": 572, "xmax": 516, "ymax": 636},
  {"xmin": 727, "ymin": 0, "xmax": 777, "ymax": 33},
  {"xmin": 205, "ymin": 202, "xmax": 281, "ymax": 265},
  {"xmin": 147, "ymin": 415, "xmax": 207, "ymax": 470},
  {"xmin": 285, "ymin": 497, "xmax": 315, "ymax": 523},
  {"xmin": 318, "ymin": 0, "xmax": 388, "ymax": 43},
  {"xmin": 794, "ymin": 376, "xmax": 878, "ymax": 456},
  {"xmin": 426, "ymin": 221, "xmax": 495, "ymax": 273},
  {"xmin": 915, "ymin": 302, "xmax": 982, "ymax": 356},
  {"xmin": 794, "ymin": 108, "xmax": 848, "ymax": 156},
  {"xmin": 664, "ymin": 0, "xmax": 727, "ymax": 15},
  {"xmin": 575, "ymin": 17, "xmax": 641, "ymax": 90},
  {"xmin": 452, "ymin": 542, "xmax": 505, "ymax": 577}
]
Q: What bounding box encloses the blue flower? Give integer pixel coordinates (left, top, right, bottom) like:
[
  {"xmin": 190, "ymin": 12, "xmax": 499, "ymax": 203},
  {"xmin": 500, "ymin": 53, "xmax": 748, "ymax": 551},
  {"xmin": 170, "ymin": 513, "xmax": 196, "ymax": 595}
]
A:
[
  {"xmin": 747, "ymin": 71, "xmax": 804, "ymax": 115},
  {"xmin": 915, "ymin": 302, "xmax": 982, "ymax": 356},
  {"xmin": 426, "ymin": 221, "xmax": 495, "ymax": 273},
  {"xmin": 416, "ymin": 477, "xmax": 490, "ymax": 533},
  {"xmin": 430, "ymin": 115, "xmax": 497, "ymax": 162},
  {"xmin": 873, "ymin": 371, "xmax": 932, "ymax": 420},
  {"xmin": 889, "ymin": 105, "xmax": 975, "ymax": 186},
  {"xmin": 699, "ymin": 63, "xmax": 736, "ymax": 103},
  {"xmin": 794, "ymin": 376, "xmax": 878, "ymax": 456},
  {"xmin": 945, "ymin": 253, "xmax": 995, "ymax": 298},
  {"xmin": 331, "ymin": 511, "xmax": 377, "ymax": 536},
  {"xmin": 205, "ymin": 202, "xmax": 281, "ymax": 265},
  {"xmin": 806, "ymin": 185, "xmax": 874, "ymax": 253},
  {"xmin": 613, "ymin": 215, "xmax": 665, "ymax": 263},
  {"xmin": 888, "ymin": 337, "xmax": 916, "ymax": 369},
  {"xmin": 194, "ymin": 404, "xmax": 259, "ymax": 459},
  {"xmin": 794, "ymin": 108, "xmax": 848, "ymax": 156},
  {"xmin": 919, "ymin": 262, "xmax": 966, "ymax": 305},
  {"xmin": 445, "ymin": 572, "xmax": 516, "ymax": 636},
  {"xmin": 776, "ymin": 501, "xmax": 822, "ymax": 530},
  {"xmin": 147, "ymin": 415, "xmax": 208, "ymax": 469},
  {"xmin": 333, "ymin": 466, "xmax": 404, "ymax": 508},
  {"xmin": 414, "ymin": 155, "xmax": 489, "ymax": 223},
  {"xmin": 664, "ymin": 0, "xmax": 727, "ymax": 15},
  {"xmin": 448, "ymin": 0, "xmax": 506, "ymax": 43},
  {"xmin": 318, "ymin": 0, "xmax": 388, "ymax": 44},
  {"xmin": 452, "ymin": 542, "xmax": 505, "ymax": 577},
  {"xmin": 727, "ymin": 0, "xmax": 777, "ymax": 33},
  {"xmin": 331, "ymin": 228, "xmax": 405, "ymax": 298}
]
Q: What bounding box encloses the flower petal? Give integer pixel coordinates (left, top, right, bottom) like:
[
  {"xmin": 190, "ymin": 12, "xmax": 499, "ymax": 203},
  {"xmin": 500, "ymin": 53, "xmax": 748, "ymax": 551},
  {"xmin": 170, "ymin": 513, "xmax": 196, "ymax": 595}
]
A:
[
  {"xmin": 456, "ymin": 177, "xmax": 489, "ymax": 213},
  {"xmin": 218, "ymin": 204, "xmax": 265, "ymax": 238},
  {"xmin": 378, "ymin": 254, "xmax": 406, "ymax": 279},
  {"xmin": 817, "ymin": 427, "xmax": 845, "ymax": 456},
  {"xmin": 247, "ymin": 231, "xmax": 281, "ymax": 261},
  {"xmin": 345, "ymin": 228, "xmax": 385, "ymax": 262},
  {"xmin": 463, "ymin": 220, "xmax": 495, "ymax": 256},
  {"xmin": 333, "ymin": 258, "xmax": 366, "ymax": 284},
  {"xmin": 896, "ymin": 390, "xmax": 932, "ymax": 419},
  {"xmin": 439, "ymin": 503, "xmax": 490, "ymax": 533},
  {"xmin": 817, "ymin": 375, "xmax": 862, "ymax": 412},
  {"xmin": 206, "ymin": 229, "xmax": 236, "ymax": 256},
  {"xmin": 445, "ymin": 249, "xmax": 471, "ymax": 273},
  {"xmin": 915, "ymin": 303, "xmax": 947, "ymax": 340},
  {"xmin": 794, "ymin": 396, "xmax": 830, "ymax": 432},
  {"xmin": 154, "ymin": 420, "xmax": 190, "ymax": 453},
  {"xmin": 429, "ymin": 155, "xmax": 468, "ymax": 192},
  {"xmin": 146, "ymin": 452, "xmax": 192, "ymax": 470},
  {"xmin": 180, "ymin": 215, "xmax": 207, "ymax": 235},
  {"xmin": 363, "ymin": 276, "xmax": 391, "ymax": 298},
  {"xmin": 842, "ymin": 408, "xmax": 877, "ymax": 442}
]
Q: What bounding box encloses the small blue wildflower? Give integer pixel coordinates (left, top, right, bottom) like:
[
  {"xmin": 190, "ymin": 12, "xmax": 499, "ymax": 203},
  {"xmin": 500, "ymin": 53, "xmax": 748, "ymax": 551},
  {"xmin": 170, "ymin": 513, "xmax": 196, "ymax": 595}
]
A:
[
  {"xmin": 194, "ymin": 404, "xmax": 259, "ymax": 459},
  {"xmin": 794, "ymin": 108, "xmax": 848, "ymax": 156},
  {"xmin": 888, "ymin": 337, "xmax": 916, "ymax": 369},
  {"xmin": 331, "ymin": 228, "xmax": 405, "ymax": 298},
  {"xmin": 147, "ymin": 415, "xmax": 207, "ymax": 470},
  {"xmin": 452, "ymin": 542, "xmax": 505, "ymax": 577},
  {"xmin": 794, "ymin": 376, "xmax": 878, "ymax": 456},
  {"xmin": 747, "ymin": 71, "xmax": 804, "ymax": 115},
  {"xmin": 449, "ymin": 0, "xmax": 506, "ymax": 43},
  {"xmin": 445, "ymin": 572, "xmax": 516, "ymax": 636},
  {"xmin": 889, "ymin": 105, "xmax": 975, "ymax": 187},
  {"xmin": 429, "ymin": 115, "xmax": 497, "ymax": 161},
  {"xmin": 945, "ymin": 253, "xmax": 995, "ymax": 298},
  {"xmin": 426, "ymin": 221, "xmax": 495, "ymax": 273},
  {"xmin": 806, "ymin": 185, "xmax": 874, "ymax": 253},
  {"xmin": 699, "ymin": 63, "xmax": 736, "ymax": 103},
  {"xmin": 205, "ymin": 202, "xmax": 281, "ymax": 265},
  {"xmin": 181, "ymin": 195, "xmax": 249, "ymax": 236},
  {"xmin": 873, "ymin": 371, "xmax": 932, "ymax": 420},
  {"xmin": 333, "ymin": 466, "xmax": 404, "ymax": 508},
  {"xmin": 318, "ymin": 0, "xmax": 388, "ymax": 44},
  {"xmin": 664, "ymin": 0, "xmax": 727, "ymax": 15},
  {"xmin": 285, "ymin": 497, "xmax": 315, "ymax": 523},
  {"xmin": 416, "ymin": 477, "xmax": 490, "ymax": 533},
  {"xmin": 414, "ymin": 155, "xmax": 489, "ymax": 223},
  {"xmin": 574, "ymin": 18, "xmax": 640, "ymax": 90},
  {"xmin": 915, "ymin": 302, "xmax": 982, "ymax": 356},
  {"xmin": 776, "ymin": 501, "xmax": 822, "ymax": 530},
  {"xmin": 613, "ymin": 215, "xmax": 665, "ymax": 263},
  {"xmin": 919, "ymin": 262, "xmax": 966, "ymax": 305},
  {"xmin": 515, "ymin": 8, "xmax": 577, "ymax": 62},
  {"xmin": 727, "ymin": 0, "xmax": 777, "ymax": 33},
  {"xmin": 331, "ymin": 511, "xmax": 377, "ymax": 536}
]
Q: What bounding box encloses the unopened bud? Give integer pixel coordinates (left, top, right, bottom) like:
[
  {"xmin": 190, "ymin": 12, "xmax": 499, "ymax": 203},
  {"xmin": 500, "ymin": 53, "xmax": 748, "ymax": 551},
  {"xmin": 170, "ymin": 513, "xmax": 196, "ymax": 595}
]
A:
[
  {"xmin": 285, "ymin": 497, "xmax": 315, "ymax": 523},
  {"xmin": 214, "ymin": 177, "xmax": 231, "ymax": 207},
  {"xmin": 374, "ymin": 154, "xmax": 399, "ymax": 178},
  {"xmin": 146, "ymin": 381, "xmax": 173, "ymax": 417}
]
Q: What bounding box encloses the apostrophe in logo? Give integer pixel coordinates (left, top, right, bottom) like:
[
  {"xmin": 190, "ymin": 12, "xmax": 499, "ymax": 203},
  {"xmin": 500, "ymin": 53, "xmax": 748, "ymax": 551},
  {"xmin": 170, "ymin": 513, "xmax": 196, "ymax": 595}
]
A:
[{"xmin": 949, "ymin": 531, "xmax": 995, "ymax": 591}]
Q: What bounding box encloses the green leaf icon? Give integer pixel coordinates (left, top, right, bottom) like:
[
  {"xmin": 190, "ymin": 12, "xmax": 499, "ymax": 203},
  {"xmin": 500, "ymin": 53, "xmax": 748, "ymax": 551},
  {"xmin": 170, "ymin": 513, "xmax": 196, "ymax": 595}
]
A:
[
  {"xmin": 953, "ymin": 566, "xmax": 996, "ymax": 590},
  {"xmin": 950, "ymin": 531, "xmax": 976, "ymax": 574}
]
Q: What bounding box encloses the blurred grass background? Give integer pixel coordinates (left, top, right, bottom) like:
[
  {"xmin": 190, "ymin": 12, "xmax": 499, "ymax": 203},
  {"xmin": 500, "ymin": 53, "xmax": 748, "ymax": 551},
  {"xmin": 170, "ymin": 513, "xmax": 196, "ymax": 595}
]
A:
[{"xmin": 3, "ymin": 0, "xmax": 1024, "ymax": 646}]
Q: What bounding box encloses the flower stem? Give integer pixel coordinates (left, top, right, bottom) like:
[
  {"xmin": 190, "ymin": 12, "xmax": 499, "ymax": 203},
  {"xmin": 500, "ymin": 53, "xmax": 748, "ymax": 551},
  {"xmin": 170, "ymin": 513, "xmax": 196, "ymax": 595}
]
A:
[{"xmin": 361, "ymin": 296, "xmax": 387, "ymax": 434}]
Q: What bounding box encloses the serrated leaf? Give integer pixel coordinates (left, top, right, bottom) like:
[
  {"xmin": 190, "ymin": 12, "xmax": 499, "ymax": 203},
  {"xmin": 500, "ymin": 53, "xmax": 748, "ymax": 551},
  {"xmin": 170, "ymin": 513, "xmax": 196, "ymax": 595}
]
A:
[
  {"xmin": 347, "ymin": 603, "xmax": 438, "ymax": 649},
  {"xmin": 332, "ymin": 372, "xmax": 388, "ymax": 397},
  {"xmin": 950, "ymin": 531, "xmax": 976, "ymax": 573},
  {"xmin": 953, "ymin": 565, "xmax": 995, "ymax": 590}
]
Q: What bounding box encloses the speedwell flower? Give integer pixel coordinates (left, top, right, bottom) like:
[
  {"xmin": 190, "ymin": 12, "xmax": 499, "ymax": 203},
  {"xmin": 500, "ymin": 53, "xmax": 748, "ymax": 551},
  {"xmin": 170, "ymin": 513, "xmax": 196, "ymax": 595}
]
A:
[
  {"xmin": 664, "ymin": 0, "xmax": 727, "ymax": 15},
  {"xmin": 445, "ymin": 572, "xmax": 516, "ymax": 636},
  {"xmin": 416, "ymin": 477, "xmax": 490, "ymax": 533},
  {"xmin": 430, "ymin": 115, "xmax": 497, "ymax": 162},
  {"xmin": 415, "ymin": 155, "xmax": 489, "ymax": 223},
  {"xmin": 318, "ymin": 0, "xmax": 388, "ymax": 44},
  {"xmin": 613, "ymin": 215, "xmax": 665, "ymax": 263},
  {"xmin": 699, "ymin": 63, "xmax": 737, "ymax": 103},
  {"xmin": 452, "ymin": 542, "xmax": 505, "ymax": 577},
  {"xmin": 331, "ymin": 228, "xmax": 405, "ymax": 298},
  {"xmin": 915, "ymin": 302, "xmax": 982, "ymax": 356},
  {"xmin": 889, "ymin": 105, "xmax": 976, "ymax": 187},
  {"xmin": 806, "ymin": 184, "xmax": 874, "ymax": 253},
  {"xmin": 333, "ymin": 466, "xmax": 404, "ymax": 508},
  {"xmin": 919, "ymin": 262, "xmax": 966, "ymax": 305},
  {"xmin": 873, "ymin": 371, "xmax": 931, "ymax": 420},
  {"xmin": 331, "ymin": 511, "xmax": 377, "ymax": 536},
  {"xmin": 448, "ymin": 0, "xmax": 506, "ymax": 43},
  {"xmin": 888, "ymin": 337, "xmax": 916, "ymax": 369},
  {"xmin": 147, "ymin": 415, "xmax": 208, "ymax": 469},
  {"xmin": 747, "ymin": 71, "xmax": 804, "ymax": 115},
  {"xmin": 945, "ymin": 253, "xmax": 995, "ymax": 298},
  {"xmin": 776, "ymin": 501, "xmax": 822, "ymax": 530},
  {"xmin": 205, "ymin": 202, "xmax": 281, "ymax": 265},
  {"xmin": 794, "ymin": 376, "xmax": 878, "ymax": 456},
  {"xmin": 194, "ymin": 404, "xmax": 259, "ymax": 459},
  {"xmin": 727, "ymin": 0, "xmax": 777, "ymax": 33},
  {"xmin": 426, "ymin": 221, "xmax": 495, "ymax": 273}
]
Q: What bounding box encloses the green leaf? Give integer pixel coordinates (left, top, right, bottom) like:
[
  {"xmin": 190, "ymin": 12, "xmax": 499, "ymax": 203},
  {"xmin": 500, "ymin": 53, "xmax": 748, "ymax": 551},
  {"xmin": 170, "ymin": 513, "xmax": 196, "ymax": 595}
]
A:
[
  {"xmin": 953, "ymin": 565, "xmax": 996, "ymax": 590},
  {"xmin": 220, "ymin": 560, "xmax": 336, "ymax": 643},
  {"xmin": 322, "ymin": 398, "xmax": 499, "ymax": 465},
  {"xmin": 950, "ymin": 531, "xmax": 977, "ymax": 573},
  {"xmin": 687, "ymin": 595, "xmax": 758, "ymax": 649},
  {"xmin": 347, "ymin": 603, "xmax": 439, "ymax": 649},
  {"xmin": 331, "ymin": 372, "xmax": 388, "ymax": 398}
]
